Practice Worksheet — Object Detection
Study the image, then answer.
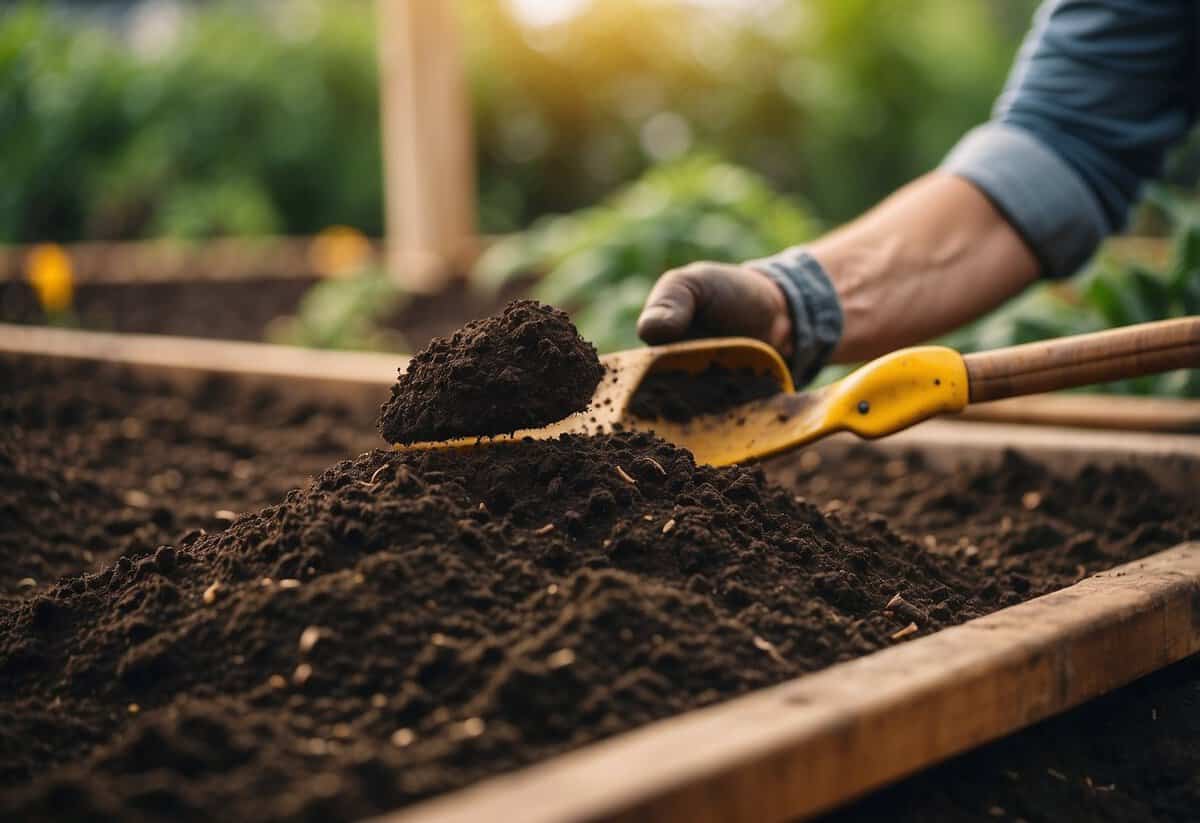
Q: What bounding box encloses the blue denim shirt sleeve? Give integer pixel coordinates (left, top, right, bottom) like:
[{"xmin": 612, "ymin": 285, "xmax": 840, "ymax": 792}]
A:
[{"xmin": 943, "ymin": 0, "xmax": 1197, "ymax": 279}]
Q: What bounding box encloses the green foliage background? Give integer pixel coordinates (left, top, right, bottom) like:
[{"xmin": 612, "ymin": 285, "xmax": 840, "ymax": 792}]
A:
[{"xmin": 1, "ymin": 0, "xmax": 1035, "ymax": 242}]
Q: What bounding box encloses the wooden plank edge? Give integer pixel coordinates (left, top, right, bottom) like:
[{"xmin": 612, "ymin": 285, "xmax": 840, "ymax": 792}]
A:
[
  {"xmin": 0, "ymin": 322, "xmax": 406, "ymax": 384},
  {"xmin": 0, "ymin": 235, "xmax": 502, "ymax": 284},
  {"xmin": 871, "ymin": 419, "xmax": 1200, "ymax": 488},
  {"xmin": 959, "ymin": 392, "xmax": 1200, "ymax": 432},
  {"xmin": 371, "ymin": 543, "xmax": 1200, "ymax": 823}
]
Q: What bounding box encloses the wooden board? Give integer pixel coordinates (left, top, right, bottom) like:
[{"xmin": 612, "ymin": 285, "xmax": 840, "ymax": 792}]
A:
[
  {"xmin": 372, "ymin": 544, "xmax": 1200, "ymax": 823},
  {"xmin": 959, "ymin": 392, "xmax": 1200, "ymax": 432},
  {"xmin": 377, "ymin": 0, "xmax": 478, "ymax": 292},
  {"xmin": 0, "ymin": 323, "xmax": 402, "ymax": 408}
]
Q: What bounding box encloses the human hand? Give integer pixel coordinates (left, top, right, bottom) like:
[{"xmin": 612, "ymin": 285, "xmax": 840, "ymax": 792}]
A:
[{"xmin": 635, "ymin": 262, "xmax": 794, "ymax": 356}]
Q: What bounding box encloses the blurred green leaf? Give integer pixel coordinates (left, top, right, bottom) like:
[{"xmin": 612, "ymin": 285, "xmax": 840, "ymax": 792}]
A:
[{"xmin": 478, "ymin": 154, "xmax": 818, "ymax": 351}]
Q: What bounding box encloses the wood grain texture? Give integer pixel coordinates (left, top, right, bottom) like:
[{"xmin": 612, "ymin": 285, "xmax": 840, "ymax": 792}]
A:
[
  {"xmin": 374, "ymin": 544, "xmax": 1200, "ymax": 823},
  {"xmin": 959, "ymin": 392, "xmax": 1200, "ymax": 432},
  {"xmin": 377, "ymin": 0, "xmax": 477, "ymax": 292},
  {"xmin": 964, "ymin": 316, "xmax": 1200, "ymax": 402}
]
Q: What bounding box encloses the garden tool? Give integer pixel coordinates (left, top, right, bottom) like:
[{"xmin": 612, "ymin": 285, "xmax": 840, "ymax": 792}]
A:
[{"xmin": 396, "ymin": 316, "xmax": 1200, "ymax": 467}]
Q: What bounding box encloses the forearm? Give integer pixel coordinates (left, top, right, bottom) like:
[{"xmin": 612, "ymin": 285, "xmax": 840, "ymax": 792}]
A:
[{"xmin": 807, "ymin": 172, "xmax": 1039, "ymax": 363}]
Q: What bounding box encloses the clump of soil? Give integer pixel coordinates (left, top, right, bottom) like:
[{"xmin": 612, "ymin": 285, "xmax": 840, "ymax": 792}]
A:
[
  {"xmin": 378, "ymin": 300, "xmax": 603, "ymax": 443},
  {"xmin": 629, "ymin": 364, "xmax": 781, "ymax": 422},
  {"xmin": 2, "ymin": 431, "xmax": 998, "ymax": 821}
]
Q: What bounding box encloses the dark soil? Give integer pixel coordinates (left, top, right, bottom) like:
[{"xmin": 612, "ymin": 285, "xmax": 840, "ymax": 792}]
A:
[
  {"xmin": 628, "ymin": 364, "xmax": 781, "ymax": 422},
  {"xmin": 764, "ymin": 445, "xmax": 1198, "ymax": 594},
  {"xmin": 1, "ymin": 276, "xmax": 528, "ymax": 349},
  {"xmin": 0, "ymin": 356, "xmax": 377, "ymax": 597},
  {"xmin": 1, "ymin": 278, "xmax": 319, "ymax": 343},
  {"xmin": 378, "ymin": 300, "xmax": 604, "ymax": 443},
  {"xmin": 1, "ymin": 353, "xmax": 1198, "ymax": 821}
]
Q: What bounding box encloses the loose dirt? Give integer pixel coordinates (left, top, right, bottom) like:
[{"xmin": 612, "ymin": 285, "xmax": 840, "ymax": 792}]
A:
[
  {"xmin": 1, "ymin": 315, "xmax": 1198, "ymax": 822},
  {"xmin": 628, "ymin": 364, "xmax": 781, "ymax": 422},
  {"xmin": 378, "ymin": 300, "xmax": 604, "ymax": 443},
  {"xmin": 0, "ymin": 356, "xmax": 377, "ymax": 597}
]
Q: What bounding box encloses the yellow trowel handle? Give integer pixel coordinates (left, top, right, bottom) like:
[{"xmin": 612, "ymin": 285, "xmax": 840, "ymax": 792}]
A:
[{"xmin": 963, "ymin": 316, "xmax": 1200, "ymax": 403}]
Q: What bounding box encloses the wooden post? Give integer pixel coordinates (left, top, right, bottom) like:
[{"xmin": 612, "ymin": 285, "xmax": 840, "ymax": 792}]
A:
[{"xmin": 376, "ymin": 0, "xmax": 477, "ymax": 293}]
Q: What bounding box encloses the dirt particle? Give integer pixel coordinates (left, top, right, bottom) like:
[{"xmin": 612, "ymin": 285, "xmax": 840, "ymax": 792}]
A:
[
  {"xmin": 546, "ymin": 648, "xmax": 576, "ymax": 669},
  {"xmin": 299, "ymin": 626, "xmax": 322, "ymax": 654},
  {"xmin": 390, "ymin": 728, "xmax": 416, "ymax": 748},
  {"xmin": 293, "ymin": 663, "xmax": 313, "ymax": 686},
  {"xmin": 123, "ymin": 489, "xmax": 151, "ymax": 508},
  {"xmin": 202, "ymin": 582, "xmax": 221, "ymax": 604},
  {"xmin": 449, "ymin": 718, "xmax": 486, "ymax": 741}
]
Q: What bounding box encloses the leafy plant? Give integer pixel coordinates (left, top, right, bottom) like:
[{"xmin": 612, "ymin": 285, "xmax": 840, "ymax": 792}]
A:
[
  {"xmin": 939, "ymin": 205, "xmax": 1200, "ymax": 396},
  {"xmin": 267, "ymin": 268, "xmax": 407, "ymax": 352},
  {"xmin": 475, "ymin": 155, "xmax": 818, "ymax": 352}
]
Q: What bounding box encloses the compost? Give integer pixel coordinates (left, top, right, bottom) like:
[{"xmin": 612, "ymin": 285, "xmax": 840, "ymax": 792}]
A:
[
  {"xmin": 378, "ymin": 300, "xmax": 604, "ymax": 443},
  {"xmin": 628, "ymin": 363, "xmax": 781, "ymax": 422},
  {"xmin": 1, "ymin": 313, "xmax": 1198, "ymax": 822}
]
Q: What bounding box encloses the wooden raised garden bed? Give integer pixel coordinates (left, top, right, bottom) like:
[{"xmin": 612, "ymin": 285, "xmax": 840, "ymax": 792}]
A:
[{"xmin": 2, "ymin": 323, "xmax": 1198, "ymax": 822}]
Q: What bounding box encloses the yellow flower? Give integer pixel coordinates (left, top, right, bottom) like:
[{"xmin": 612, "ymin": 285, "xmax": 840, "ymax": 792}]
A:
[
  {"xmin": 25, "ymin": 244, "xmax": 74, "ymax": 313},
  {"xmin": 309, "ymin": 225, "xmax": 372, "ymax": 279}
]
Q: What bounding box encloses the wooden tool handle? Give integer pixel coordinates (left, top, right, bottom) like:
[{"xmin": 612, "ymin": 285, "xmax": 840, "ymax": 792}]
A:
[{"xmin": 963, "ymin": 316, "xmax": 1200, "ymax": 403}]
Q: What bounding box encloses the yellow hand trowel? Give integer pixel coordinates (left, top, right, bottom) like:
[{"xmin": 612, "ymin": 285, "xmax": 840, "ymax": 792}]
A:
[{"xmin": 396, "ymin": 316, "xmax": 1200, "ymax": 467}]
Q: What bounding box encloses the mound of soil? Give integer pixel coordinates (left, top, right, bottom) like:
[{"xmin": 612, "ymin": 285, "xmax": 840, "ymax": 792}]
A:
[
  {"xmin": 378, "ymin": 301, "xmax": 604, "ymax": 443},
  {"xmin": 628, "ymin": 364, "xmax": 781, "ymax": 422},
  {"xmin": 1, "ymin": 430, "xmax": 1010, "ymax": 821}
]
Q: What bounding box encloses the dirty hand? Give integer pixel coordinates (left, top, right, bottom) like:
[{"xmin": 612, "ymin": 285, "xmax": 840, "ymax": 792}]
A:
[
  {"xmin": 637, "ymin": 250, "xmax": 844, "ymax": 385},
  {"xmin": 636, "ymin": 262, "xmax": 794, "ymax": 356}
]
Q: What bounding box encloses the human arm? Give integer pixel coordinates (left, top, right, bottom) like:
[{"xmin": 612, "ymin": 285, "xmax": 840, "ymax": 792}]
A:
[{"xmin": 638, "ymin": 0, "xmax": 1197, "ymax": 381}]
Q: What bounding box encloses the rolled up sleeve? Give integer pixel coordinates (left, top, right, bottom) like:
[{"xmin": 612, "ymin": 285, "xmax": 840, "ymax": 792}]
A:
[{"xmin": 943, "ymin": 0, "xmax": 1197, "ymax": 279}]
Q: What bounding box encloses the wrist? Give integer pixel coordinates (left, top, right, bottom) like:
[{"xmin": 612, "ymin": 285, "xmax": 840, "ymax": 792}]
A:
[{"xmin": 744, "ymin": 248, "xmax": 844, "ymax": 385}]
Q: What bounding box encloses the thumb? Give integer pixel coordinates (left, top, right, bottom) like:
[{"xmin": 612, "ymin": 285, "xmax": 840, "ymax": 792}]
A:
[{"xmin": 637, "ymin": 271, "xmax": 700, "ymax": 344}]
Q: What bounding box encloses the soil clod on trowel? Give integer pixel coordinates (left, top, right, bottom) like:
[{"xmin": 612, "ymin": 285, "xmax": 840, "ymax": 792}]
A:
[
  {"xmin": 629, "ymin": 363, "xmax": 781, "ymax": 422},
  {"xmin": 378, "ymin": 300, "xmax": 604, "ymax": 443}
]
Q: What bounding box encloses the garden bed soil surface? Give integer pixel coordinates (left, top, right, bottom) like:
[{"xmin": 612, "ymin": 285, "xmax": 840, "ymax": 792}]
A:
[
  {"xmin": 1, "ymin": 277, "xmax": 526, "ymax": 350},
  {"xmin": 1, "ymin": 324, "xmax": 1198, "ymax": 822}
]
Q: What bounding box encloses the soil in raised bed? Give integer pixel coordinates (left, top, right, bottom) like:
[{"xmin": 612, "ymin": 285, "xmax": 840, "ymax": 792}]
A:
[
  {"xmin": 0, "ymin": 356, "xmax": 378, "ymax": 597},
  {"xmin": 2, "ymin": 310, "xmax": 1198, "ymax": 821},
  {"xmin": 1, "ymin": 276, "xmax": 527, "ymax": 349},
  {"xmin": 378, "ymin": 300, "xmax": 604, "ymax": 443},
  {"xmin": 628, "ymin": 363, "xmax": 781, "ymax": 422}
]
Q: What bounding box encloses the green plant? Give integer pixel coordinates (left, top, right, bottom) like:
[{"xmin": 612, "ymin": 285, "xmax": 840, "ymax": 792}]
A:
[
  {"xmin": 267, "ymin": 268, "xmax": 407, "ymax": 352},
  {"xmin": 476, "ymin": 155, "xmax": 817, "ymax": 352},
  {"xmin": 939, "ymin": 207, "xmax": 1200, "ymax": 397}
]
